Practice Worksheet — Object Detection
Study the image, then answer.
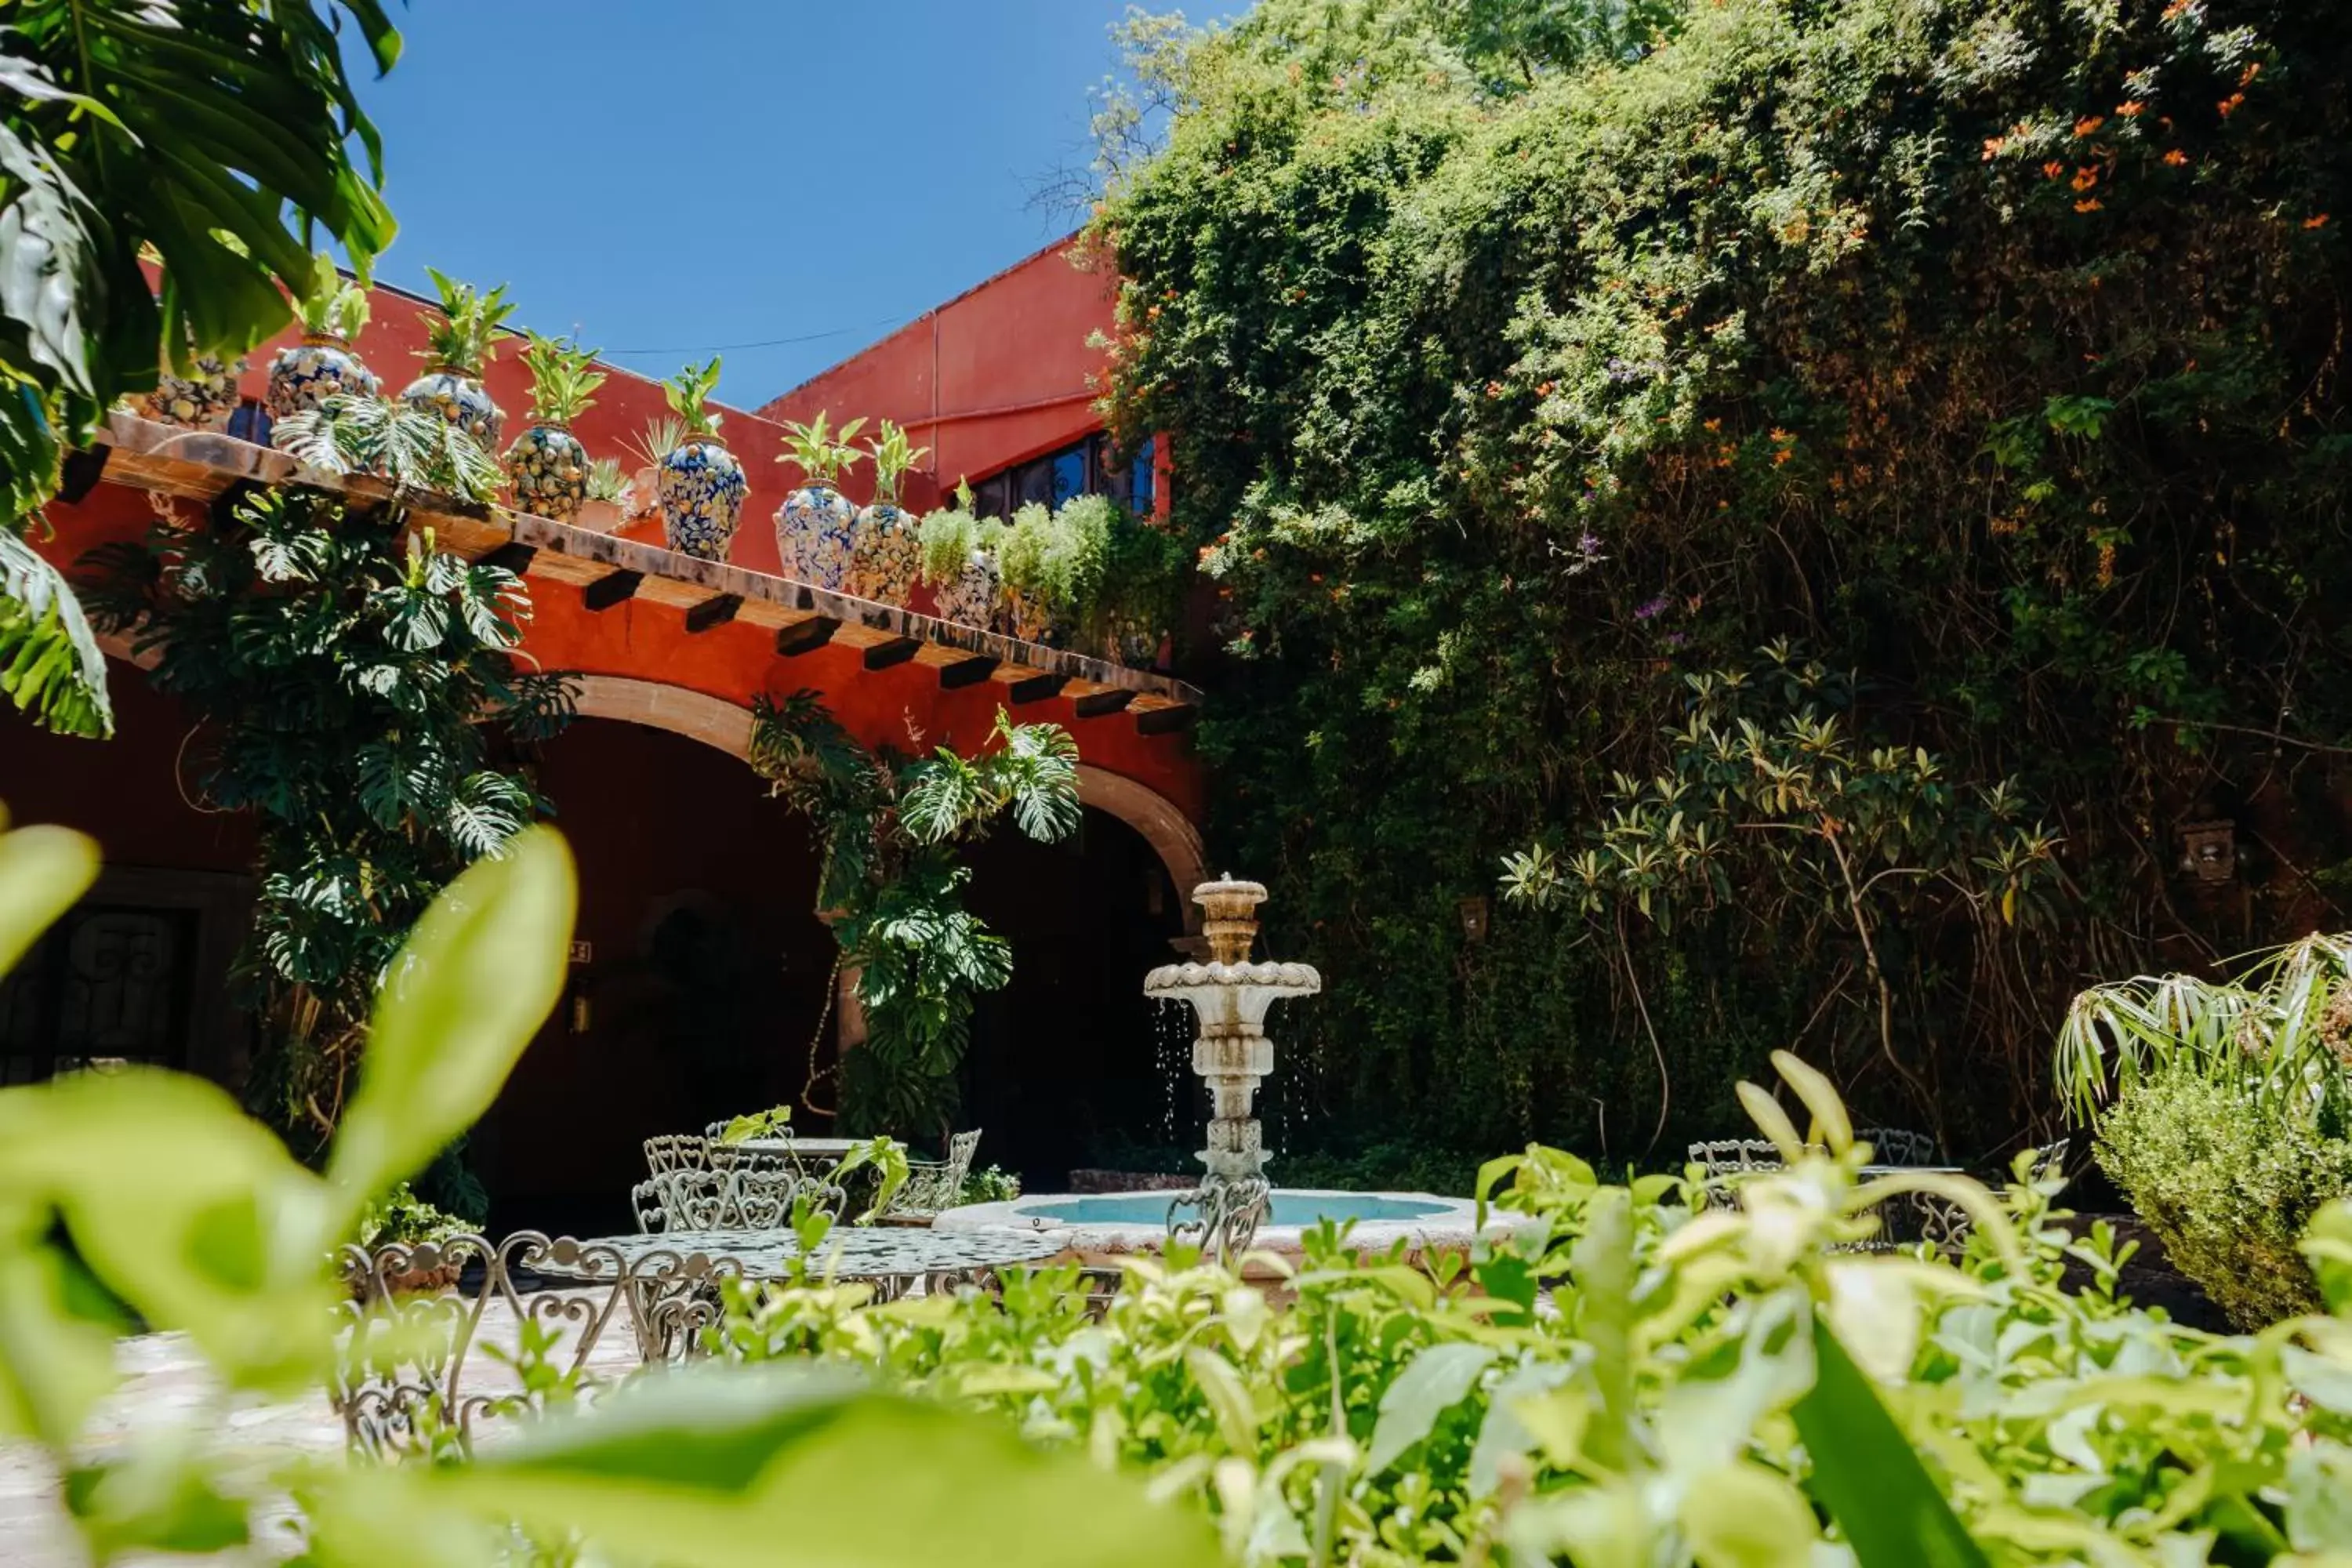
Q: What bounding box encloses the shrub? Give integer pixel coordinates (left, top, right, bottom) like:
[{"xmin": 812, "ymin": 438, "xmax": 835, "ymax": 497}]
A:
[{"xmin": 2096, "ymin": 1065, "xmax": 2352, "ymax": 1329}]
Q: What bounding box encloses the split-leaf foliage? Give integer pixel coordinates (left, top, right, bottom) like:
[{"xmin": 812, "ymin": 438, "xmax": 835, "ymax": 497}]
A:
[{"xmin": 0, "ymin": 0, "xmax": 402, "ymax": 737}]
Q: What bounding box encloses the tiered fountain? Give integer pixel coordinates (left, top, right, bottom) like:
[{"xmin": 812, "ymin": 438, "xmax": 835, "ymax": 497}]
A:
[
  {"xmin": 937, "ymin": 874, "xmax": 1495, "ymax": 1268},
  {"xmin": 1145, "ymin": 876, "xmax": 1319, "ymax": 1258}
]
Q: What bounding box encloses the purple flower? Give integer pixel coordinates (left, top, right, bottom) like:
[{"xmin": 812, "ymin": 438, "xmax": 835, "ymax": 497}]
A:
[
  {"xmin": 1634, "ymin": 594, "xmax": 1670, "ymax": 621},
  {"xmin": 1664, "ymin": 630, "xmax": 1688, "ymax": 648}
]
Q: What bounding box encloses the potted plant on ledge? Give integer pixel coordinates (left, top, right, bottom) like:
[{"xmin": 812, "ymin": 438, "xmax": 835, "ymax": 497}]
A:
[
  {"xmin": 147, "ymin": 347, "xmax": 246, "ymax": 430},
  {"xmin": 267, "ymin": 253, "xmax": 379, "ymax": 421},
  {"xmin": 656, "ymin": 358, "xmax": 746, "ymax": 561},
  {"xmin": 919, "ymin": 481, "xmax": 1005, "ymax": 630},
  {"xmin": 399, "ymin": 267, "xmax": 514, "ymax": 446},
  {"xmin": 775, "ymin": 411, "xmax": 866, "ymax": 590},
  {"xmin": 505, "ymin": 333, "xmax": 605, "ymax": 523},
  {"xmin": 847, "ymin": 419, "xmax": 928, "ymax": 605},
  {"xmin": 579, "ymin": 457, "xmax": 631, "ymax": 533}
]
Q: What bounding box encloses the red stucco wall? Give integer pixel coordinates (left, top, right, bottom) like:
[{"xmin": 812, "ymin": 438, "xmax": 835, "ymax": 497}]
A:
[{"xmin": 756, "ymin": 237, "xmax": 1119, "ymax": 513}]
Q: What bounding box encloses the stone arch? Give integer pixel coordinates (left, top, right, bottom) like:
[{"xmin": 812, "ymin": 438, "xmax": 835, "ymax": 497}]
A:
[{"xmin": 572, "ymin": 675, "xmax": 753, "ymax": 760}]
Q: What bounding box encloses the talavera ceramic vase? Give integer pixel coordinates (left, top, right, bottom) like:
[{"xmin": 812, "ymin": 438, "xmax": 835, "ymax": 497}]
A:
[
  {"xmin": 1003, "ymin": 587, "xmax": 1061, "ymax": 645},
  {"xmin": 265, "ymin": 334, "xmax": 377, "ymax": 419},
  {"xmin": 400, "ymin": 364, "xmax": 503, "ymax": 446},
  {"xmin": 147, "ymin": 356, "xmax": 246, "ymax": 429},
  {"xmin": 847, "ymin": 501, "xmax": 921, "ymax": 604},
  {"xmin": 932, "ymin": 548, "xmax": 1001, "ymax": 630},
  {"xmin": 505, "ymin": 423, "xmax": 590, "ymax": 522},
  {"xmin": 659, "ymin": 436, "xmax": 748, "ymax": 561},
  {"xmin": 775, "ymin": 482, "xmax": 858, "ymax": 590}
]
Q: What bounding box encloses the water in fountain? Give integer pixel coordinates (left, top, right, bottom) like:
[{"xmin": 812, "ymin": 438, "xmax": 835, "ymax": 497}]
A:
[{"xmin": 1152, "ymin": 997, "xmax": 1191, "ymax": 1146}]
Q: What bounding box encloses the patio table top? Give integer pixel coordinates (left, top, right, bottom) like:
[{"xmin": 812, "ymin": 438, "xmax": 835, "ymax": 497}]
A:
[{"xmin": 531, "ymin": 1225, "xmax": 1072, "ymax": 1284}]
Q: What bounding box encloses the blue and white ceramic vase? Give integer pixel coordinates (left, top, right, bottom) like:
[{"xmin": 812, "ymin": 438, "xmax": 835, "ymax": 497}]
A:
[
  {"xmin": 932, "ymin": 548, "xmax": 1000, "ymax": 630},
  {"xmin": 147, "ymin": 356, "xmax": 246, "ymax": 429},
  {"xmin": 658, "ymin": 435, "xmax": 748, "ymax": 561},
  {"xmin": 265, "ymin": 333, "xmax": 377, "ymax": 419},
  {"xmin": 775, "ymin": 482, "xmax": 858, "ymax": 590},
  {"xmin": 847, "ymin": 502, "xmax": 921, "ymax": 604},
  {"xmin": 505, "ymin": 423, "xmax": 590, "ymax": 522},
  {"xmin": 400, "ymin": 364, "xmax": 504, "ymax": 447}
]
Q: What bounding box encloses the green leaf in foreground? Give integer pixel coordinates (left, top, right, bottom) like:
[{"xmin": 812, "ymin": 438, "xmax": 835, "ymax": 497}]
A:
[
  {"xmin": 405, "ymin": 1366, "xmax": 1224, "ymax": 1568},
  {"xmin": 1790, "ymin": 1314, "xmax": 1988, "ymax": 1568},
  {"xmin": 325, "ymin": 825, "xmax": 575, "ymax": 1215}
]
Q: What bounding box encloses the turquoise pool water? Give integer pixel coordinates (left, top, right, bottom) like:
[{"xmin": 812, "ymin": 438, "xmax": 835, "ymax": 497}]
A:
[{"xmin": 1019, "ymin": 1192, "xmax": 1454, "ymax": 1227}]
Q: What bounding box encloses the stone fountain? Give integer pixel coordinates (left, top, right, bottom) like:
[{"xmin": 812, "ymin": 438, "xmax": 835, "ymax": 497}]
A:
[{"xmin": 1145, "ymin": 875, "xmax": 1320, "ymax": 1258}]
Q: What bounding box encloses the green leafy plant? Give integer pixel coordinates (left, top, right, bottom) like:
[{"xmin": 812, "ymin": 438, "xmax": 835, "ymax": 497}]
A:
[
  {"xmin": 833, "ymin": 1134, "xmax": 913, "ymax": 1223},
  {"xmin": 717, "ymin": 1104, "xmax": 796, "ymax": 1143},
  {"xmin": 85, "ymin": 488, "xmax": 575, "ymax": 1160},
  {"xmin": 958, "ymin": 1163, "xmax": 1022, "ymax": 1204},
  {"xmin": 750, "ymin": 693, "xmax": 1080, "ymax": 1138},
  {"xmin": 0, "ymin": 0, "xmax": 403, "ymax": 738},
  {"xmin": 294, "ymin": 251, "xmax": 372, "ymax": 342},
  {"xmin": 1000, "ymin": 495, "xmax": 1115, "ymax": 625},
  {"xmin": 917, "ymin": 488, "xmax": 1004, "ymax": 586},
  {"xmin": 0, "ymin": 815, "xmax": 1214, "ymax": 1568},
  {"xmin": 272, "ymin": 391, "xmax": 504, "ymax": 503},
  {"xmin": 779, "ymin": 411, "xmax": 868, "ymax": 489},
  {"xmin": 417, "ymin": 267, "xmax": 516, "ymax": 376},
  {"xmin": 864, "ymin": 419, "xmax": 930, "ymax": 506},
  {"xmin": 719, "ymin": 1049, "xmax": 2352, "ymax": 1566},
  {"xmin": 355, "ymin": 1179, "xmax": 468, "ymax": 1249},
  {"xmin": 665, "ymin": 357, "xmax": 725, "ymax": 438},
  {"xmin": 519, "ymin": 332, "xmax": 605, "ymax": 426},
  {"xmin": 1094, "ymin": 0, "xmax": 2352, "ymax": 1164},
  {"xmin": 2096, "ymin": 1064, "xmax": 2352, "ymax": 1328}
]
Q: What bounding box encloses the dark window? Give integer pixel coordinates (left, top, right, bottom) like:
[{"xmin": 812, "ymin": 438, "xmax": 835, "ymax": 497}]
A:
[
  {"xmin": 1051, "ymin": 448, "xmax": 1087, "ymax": 506},
  {"xmin": 965, "ymin": 432, "xmax": 1160, "ymax": 516},
  {"xmin": 973, "ymin": 472, "xmax": 1011, "ymax": 521},
  {"xmin": 1013, "ymin": 457, "xmax": 1058, "ymax": 510},
  {"xmin": 0, "ymin": 905, "xmax": 198, "ymax": 1084},
  {"xmin": 1131, "ymin": 437, "xmax": 1156, "ymax": 512}
]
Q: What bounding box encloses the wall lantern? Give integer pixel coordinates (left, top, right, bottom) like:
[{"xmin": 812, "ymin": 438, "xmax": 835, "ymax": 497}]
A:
[
  {"xmin": 2179, "ymin": 820, "xmax": 2237, "ymax": 884},
  {"xmin": 1458, "ymin": 895, "xmax": 1491, "ymax": 943}
]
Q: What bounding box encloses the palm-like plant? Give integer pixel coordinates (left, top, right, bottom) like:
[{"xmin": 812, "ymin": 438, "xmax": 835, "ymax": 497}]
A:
[
  {"xmin": 865, "ymin": 420, "xmax": 930, "ymax": 506},
  {"xmin": 779, "ymin": 412, "xmax": 868, "ymax": 488},
  {"xmin": 626, "ymin": 417, "xmax": 688, "ymax": 470},
  {"xmin": 0, "ymin": 0, "xmax": 403, "ymax": 738},
  {"xmin": 274, "ymin": 394, "xmax": 503, "ymax": 503},
  {"xmin": 519, "ymin": 334, "xmax": 604, "ymax": 426},
  {"xmin": 665, "ymin": 358, "xmax": 725, "ymax": 438},
  {"xmin": 296, "ymin": 252, "xmax": 373, "ymax": 342},
  {"xmin": 2056, "ymin": 934, "xmax": 2352, "ymax": 1125},
  {"xmin": 418, "ymin": 268, "xmax": 517, "ymax": 376}
]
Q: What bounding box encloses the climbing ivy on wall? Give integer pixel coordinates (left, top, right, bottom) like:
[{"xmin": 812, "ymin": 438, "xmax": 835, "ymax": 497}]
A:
[
  {"xmin": 749, "ymin": 694, "xmax": 1083, "ymax": 1143},
  {"xmin": 1094, "ymin": 0, "xmax": 2352, "ymax": 1165},
  {"xmin": 87, "ymin": 488, "xmax": 574, "ymax": 1205}
]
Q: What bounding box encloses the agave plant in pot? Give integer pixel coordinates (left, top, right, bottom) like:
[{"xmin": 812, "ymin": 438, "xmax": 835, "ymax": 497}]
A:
[
  {"xmin": 400, "ymin": 267, "xmax": 514, "ymax": 446},
  {"xmin": 918, "ymin": 484, "xmax": 1005, "ymax": 630},
  {"xmin": 504, "ymin": 334, "xmax": 605, "ymax": 522},
  {"xmin": 774, "ymin": 411, "xmax": 866, "ymax": 590},
  {"xmin": 266, "ymin": 252, "xmax": 378, "ymax": 420},
  {"xmin": 578, "ymin": 457, "xmax": 631, "ymax": 533},
  {"xmin": 846, "ymin": 419, "xmax": 928, "ymax": 604},
  {"xmin": 655, "ymin": 358, "xmax": 747, "ymax": 561}
]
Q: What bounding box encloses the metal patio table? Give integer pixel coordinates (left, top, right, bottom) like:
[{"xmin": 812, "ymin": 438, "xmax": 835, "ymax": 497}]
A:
[{"xmin": 535, "ymin": 1224, "xmax": 1073, "ymax": 1301}]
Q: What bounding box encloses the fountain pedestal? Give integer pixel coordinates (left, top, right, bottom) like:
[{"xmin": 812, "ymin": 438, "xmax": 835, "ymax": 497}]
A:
[{"xmin": 1145, "ymin": 877, "xmax": 1319, "ymax": 1258}]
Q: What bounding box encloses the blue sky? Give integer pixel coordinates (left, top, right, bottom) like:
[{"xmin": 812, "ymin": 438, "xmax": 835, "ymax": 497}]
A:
[{"xmin": 354, "ymin": 2, "xmax": 1209, "ymax": 405}]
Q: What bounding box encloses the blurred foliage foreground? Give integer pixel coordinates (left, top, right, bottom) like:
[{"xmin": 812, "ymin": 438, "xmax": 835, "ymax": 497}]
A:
[{"xmin": 6, "ymin": 808, "xmax": 2352, "ymax": 1566}]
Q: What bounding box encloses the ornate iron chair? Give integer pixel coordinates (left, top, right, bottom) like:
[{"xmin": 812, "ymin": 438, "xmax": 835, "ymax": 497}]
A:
[
  {"xmin": 647, "ymin": 1167, "xmax": 848, "ymax": 1231},
  {"xmin": 883, "ymin": 1129, "xmax": 984, "ymax": 1222},
  {"xmin": 642, "ymin": 1134, "xmax": 712, "ymax": 1174},
  {"xmin": 331, "ymin": 1232, "xmax": 740, "ymax": 1459},
  {"xmin": 630, "ymin": 1177, "xmax": 670, "ymax": 1234}
]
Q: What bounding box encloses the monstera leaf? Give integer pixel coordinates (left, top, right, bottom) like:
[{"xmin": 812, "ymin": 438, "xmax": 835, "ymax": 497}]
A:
[{"xmin": 0, "ymin": 0, "xmax": 402, "ymax": 735}]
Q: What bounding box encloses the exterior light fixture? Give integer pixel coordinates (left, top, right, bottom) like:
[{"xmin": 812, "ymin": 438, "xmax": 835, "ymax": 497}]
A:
[
  {"xmin": 2179, "ymin": 820, "xmax": 2237, "ymax": 884},
  {"xmin": 1458, "ymin": 895, "xmax": 1491, "ymax": 942}
]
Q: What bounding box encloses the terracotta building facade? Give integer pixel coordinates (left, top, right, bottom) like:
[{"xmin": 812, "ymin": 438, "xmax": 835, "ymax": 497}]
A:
[{"xmin": 5, "ymin": 238, "xmax": 1202, "ymax": 1227}]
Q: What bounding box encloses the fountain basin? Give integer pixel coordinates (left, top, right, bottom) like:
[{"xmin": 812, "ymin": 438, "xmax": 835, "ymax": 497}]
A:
[{"xmin": 937, "ymin": 1186, "xmax": 1519, "ymax": 1267}]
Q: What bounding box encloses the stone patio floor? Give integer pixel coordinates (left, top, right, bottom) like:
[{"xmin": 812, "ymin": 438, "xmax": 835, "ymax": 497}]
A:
[{"xmin": 0, "ymin": 1294, "xmax": 643, "ymax": 1566}]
